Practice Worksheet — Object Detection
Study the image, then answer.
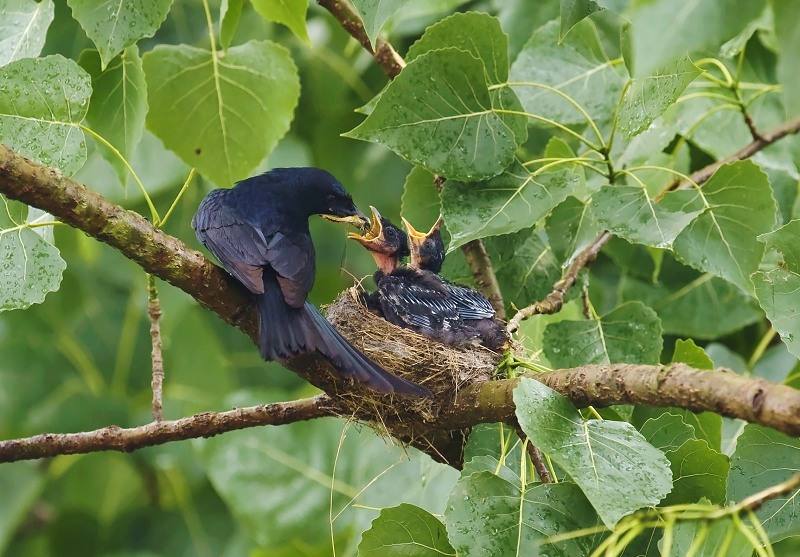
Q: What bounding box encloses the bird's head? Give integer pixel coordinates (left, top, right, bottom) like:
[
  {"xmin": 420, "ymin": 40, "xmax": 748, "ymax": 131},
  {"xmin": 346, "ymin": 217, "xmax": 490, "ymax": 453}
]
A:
[
  {"xmin": 402, "ymin": 216, "xmax": 445, "ymax": 273},
  {"xmin": 292, "ymin": 168, "xmax": 369, "ymax": 228},
  {"xmin": 347, "ymin": 206, "xmax": 409, "ymax": 274}
]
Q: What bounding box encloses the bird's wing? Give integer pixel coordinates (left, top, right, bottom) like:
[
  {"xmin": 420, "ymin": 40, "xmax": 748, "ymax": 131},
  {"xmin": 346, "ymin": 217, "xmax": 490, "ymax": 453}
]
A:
[
  {"xmin": 264, "ymin": 232, "xmax": 315, "ymax": 308},
  {"xmin": 193, "ymin": 199, "xmax": 269, "ymax": 294},
  {"xmin": 193, "ymin": 192, "xmax": 315, "ymax": 306},
  {"xmin": 445, "ymin": 282, "xmax": 495, "ymax": 320},
  {"xmin": 379, "ymin": 275, "xmax": 460, "ymax": 334}
]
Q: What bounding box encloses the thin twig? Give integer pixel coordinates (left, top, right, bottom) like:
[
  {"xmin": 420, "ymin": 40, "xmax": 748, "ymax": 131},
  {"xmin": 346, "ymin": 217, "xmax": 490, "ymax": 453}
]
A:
[
  {"xmin": 512, "ymin": 422, "xmax": 552, "ymax": 483},
  {"xmin": 0, "ymin": 395, "xmax": 333, "ymax": 463},
  {"xmin": 147, "ymin": 274, "xmax": 165, "ymax": 421},
  {"xmin": 507, "ymin": 232, "xmax": 609, "ymax": 333},
  {"xmin": 316, "ymin": 0, "xmax": 404, "ymax": 78},
  {"xmin": 735, "ymin": 473, "xmax": 800, "ymax": 514}
]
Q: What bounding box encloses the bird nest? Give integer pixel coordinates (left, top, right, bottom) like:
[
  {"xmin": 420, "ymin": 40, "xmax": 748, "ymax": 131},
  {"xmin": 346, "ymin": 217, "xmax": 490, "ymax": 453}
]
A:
[{"xmin": 323, "ymin": 287, "xmax": 503, "ymax": 422}]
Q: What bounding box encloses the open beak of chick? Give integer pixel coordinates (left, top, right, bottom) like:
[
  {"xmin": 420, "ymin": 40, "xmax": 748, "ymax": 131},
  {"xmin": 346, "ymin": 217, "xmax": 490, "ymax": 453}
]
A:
[
  {"xmin": 347, "ymin": 206, "xmax": 388, "ymax": 251},
  {"xmin": 401, "ymin": 215, "xmax": 443, "ymax": 267}
]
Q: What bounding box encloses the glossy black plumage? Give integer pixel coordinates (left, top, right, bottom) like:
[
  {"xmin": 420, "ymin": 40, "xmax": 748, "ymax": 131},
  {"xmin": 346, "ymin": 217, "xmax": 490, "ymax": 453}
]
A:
[
  {"xmin": 404, "ymin": 218, "xmax": 509, "ymax": 351},
  {"xmin": 192, "ymin": 169, "xmax": 429, "ymax": 396},
  {"xmin": 352, "ymin": 210, "xmax": 505, "ymax": 350}
]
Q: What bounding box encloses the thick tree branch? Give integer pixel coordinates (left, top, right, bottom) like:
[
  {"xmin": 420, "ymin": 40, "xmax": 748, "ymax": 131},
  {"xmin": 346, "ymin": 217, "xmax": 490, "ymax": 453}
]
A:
[
  {"xmin": 0, "ymin": 395, "xmax": 333, "ymax": 463},
  {"xmin": 318, "ymin": 0, "xmax": 506, "ymax": 314},
  {"xmin": 509, "ymin": 116, "xmax": 800, "ymax": 331},
  {"xmin": 2, "ymin": 362, "xmax": 799, "ymax": 463}
]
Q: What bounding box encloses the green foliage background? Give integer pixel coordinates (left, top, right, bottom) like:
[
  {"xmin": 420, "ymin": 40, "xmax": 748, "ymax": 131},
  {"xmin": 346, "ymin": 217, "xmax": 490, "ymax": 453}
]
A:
[{"xmin": 1, "ymin": 0, "xmax": 800, "ymax": 555}]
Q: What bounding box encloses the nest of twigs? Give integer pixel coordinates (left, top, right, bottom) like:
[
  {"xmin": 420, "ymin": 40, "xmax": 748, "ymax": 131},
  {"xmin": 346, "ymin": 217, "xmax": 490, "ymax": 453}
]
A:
[{"xmin": 324, "ymin": 287, "xmax": 503, "ymax": 422}]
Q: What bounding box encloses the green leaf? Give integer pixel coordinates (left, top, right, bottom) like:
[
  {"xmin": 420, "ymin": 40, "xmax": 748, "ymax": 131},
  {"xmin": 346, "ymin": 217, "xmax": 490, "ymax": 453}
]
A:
[
  {"xmin": 463, "ymin": 423, "xmax": 524, "ymax": 481},
  {"xmin": 639, "ymin": 412, "xmax": 695, "ymax": 453},
  {"xmin": 559, "ymin": 0, "xmax": 602, "ymax": 40},
  {"xmin": 407, "ymin": 12, "xmax": 508, "ymax": 85},
  {"xmin": 461, "ymin": 455, "xmax": 520, "ymax": 485},
  {"xmin": 0, "ymin": 0, "xmax": 54, "ymax": 67},
  {"xmin": 543, "ymin": 301, "xmax": 663, "ymax": 367},
  {"xmin": 442, "ymin": 158, "xmax": 583, "ymax": 250},
  {"xmin": 401, "ymin": 166, "xmax": 440, "ymax": 230},
  {"xmin": 510, "ymin": 19, "xmax": 626, "ymax": 126},
  {"xmin": 0, "ymin": 197, "xmax": 67, "ymax": 312},
  {"xmin": 618, "ymin": 57, "xmax": 700, "ymax": 137},
  {"xmin": 403, "ymin": 11, "xmax": 528, "ymax": 145},
  {"xmin": 344, "ymin": 48, "xmax": 516, "ymax": 181},
  {"xmin": 728, "ymin": 424, "xmax": 800, "ymax": 541},
  {"xmin": 753, "ymin": 220, "xmax": 800, "ymax": 359},
  {"xmin": 199, "ymin": 408, "xmax": 458, "ymax": 547},
  {"xmin": 591, "ymin": 186, "xmax": 702, "ymax": 248},
  {"xmin": 546, "ymin": 196, "xmax": 602, "ymax": 264},
  {"xmin": 445, "ymin": 471, "xmax": 601, "ymax": 555},
  {"xmin": 358, "ymin": 504, "xmax": 455, "ymax": 557},
  {"xmin": 220, "ymin": 0, "xmax": 244, "ymax": 49},
  {"xmin": 0, "ymin": 55, "xmax": 91, "ymax": 176},
  {"xmin": 67, "ymin": 0, "xmax": 173, "ymax": 69},
  {"xmin": 251, "ymin": 0, "xmax": 309, "ymax": 43},
  {"xmin": 350, "ymin": 0, "xmax": 405, "ymax": 45},
  {"xmin": 624, "ymin": 0, "xmax": 766, "ymax": 77},
  {"xmin": 672, "ymin": 338, "xmax": 713, "ymax": 370},
  {"xmin": 143, "ymin": 40, "xmax": 299, "ymax": 186},
  {"xmin": 668, "ymin": 517, "xmax": 753, "ymax": 557},
  {"xmin": 671, "ymin": 161, "xmax": 776, "ymax": 293},
  {"xmin": 663, "ymin": 439, "xmax": 729, "ymax": 505},
  {"xmin": 0, "ymin": 463, "xmax": 44, "ymax": 552},
  {"xmin": 514, "ymin": 378, "xmax": 672, "ymax": 527},
  {"xmin": 620, "ymin": 257, "xmax": 761, "ymax": 340},
  {"xmin": 485, "ymin": 226, "xmax": 561, "ymax": 310},
  {"xmin": 773, "ymin": 0, "xmax": 800, "ymax": 117},
  {"xmin": 79, "ymin": 47, "xmax": 147, "ymax": 185}
]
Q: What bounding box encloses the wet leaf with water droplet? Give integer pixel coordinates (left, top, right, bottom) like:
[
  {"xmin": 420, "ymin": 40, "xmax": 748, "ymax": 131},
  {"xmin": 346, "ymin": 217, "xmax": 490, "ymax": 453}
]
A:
[
  {"xmin": 67, "ymin": 0, "xmax": 173, "ymax": 69},
  {"xmin": 0, "ymin": 0, "xmax": 54, "ymax": 67},
  {"xmin": 514, "ymin": 378, "xmax": 673, "ymax": 527},
  {"xmin": 0, "ymin": 55, "xmax": 91, "ymax": 175}
]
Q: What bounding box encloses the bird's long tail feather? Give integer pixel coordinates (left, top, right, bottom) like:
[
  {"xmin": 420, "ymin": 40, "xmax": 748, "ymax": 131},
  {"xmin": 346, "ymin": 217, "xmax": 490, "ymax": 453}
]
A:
[{"xmin": 257, "ymin": 282, "xmax": 430, "ymax": 396}]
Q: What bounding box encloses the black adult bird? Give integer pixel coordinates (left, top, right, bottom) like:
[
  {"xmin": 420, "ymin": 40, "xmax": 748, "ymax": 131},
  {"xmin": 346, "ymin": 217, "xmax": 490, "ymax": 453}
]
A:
[
  {"xmin": 192, "ymin": 168, "xmax": 429, "ymax": 396},
  {"xmin": 349, "ymin": 208, "xmax": 480, "ymax": 346},
  {"xmin": 403, "ymin": 218, "xmax": 510, "ymax": 351}
]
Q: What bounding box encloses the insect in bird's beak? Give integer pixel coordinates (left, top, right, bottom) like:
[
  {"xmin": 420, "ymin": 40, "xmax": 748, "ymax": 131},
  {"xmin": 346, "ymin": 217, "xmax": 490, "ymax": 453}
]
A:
[
  {"xmin": 347, "ymin": 206, "xmax": 385, "ymax": 245},
  {"xmin": 321, "ymin": 212, "xmax": 370, "ymax": 228}
]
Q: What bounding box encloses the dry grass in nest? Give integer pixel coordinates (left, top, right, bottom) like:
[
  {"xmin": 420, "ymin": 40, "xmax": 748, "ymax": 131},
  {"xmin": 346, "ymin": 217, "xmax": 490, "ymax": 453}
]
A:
[{"xmin": 324, "ymin": 287, "xmax": 503, "ymax": 424}]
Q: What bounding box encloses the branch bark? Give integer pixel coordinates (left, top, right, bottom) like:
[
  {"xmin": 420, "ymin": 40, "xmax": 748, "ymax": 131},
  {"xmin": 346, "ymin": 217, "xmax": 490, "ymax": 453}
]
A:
[
  {"xmin": 508, "ymin": 116, "xmax": 800, "ymax": 331},
  {"xmin": 0, "ymin": 395, "xmax": 333, "ymax": 463},
  {"xmin": 318, "ymin": 0, "xmax": 506, "ymax": 314},
  {"xmin": 317, "ymin": 0, "xmax": 404, "ymax": 78},
  {"xmin": 147, "ymin": 274, "xmax": 165, "ymax": 421},
  {"xmin": 2, "ymin": 362, "xmax": 799, "ymax": 463}
]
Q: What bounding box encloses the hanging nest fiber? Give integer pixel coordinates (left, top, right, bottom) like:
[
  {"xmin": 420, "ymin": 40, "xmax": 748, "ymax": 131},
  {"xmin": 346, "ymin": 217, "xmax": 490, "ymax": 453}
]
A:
[{"xmin": 323, "ymin": 287, "xmax": 504, "ymax": 422}]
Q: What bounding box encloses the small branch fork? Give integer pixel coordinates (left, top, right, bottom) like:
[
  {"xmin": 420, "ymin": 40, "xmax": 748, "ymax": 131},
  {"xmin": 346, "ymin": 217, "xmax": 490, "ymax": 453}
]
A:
[{"xmin": 318, "ymin": 0, "xmax": 507, "ymax": 317}]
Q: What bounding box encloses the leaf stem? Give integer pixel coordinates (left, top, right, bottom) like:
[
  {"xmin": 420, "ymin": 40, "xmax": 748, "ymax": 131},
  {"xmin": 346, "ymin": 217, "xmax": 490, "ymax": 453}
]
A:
[
  {"xmin": 79, "ymin": 124, "xmax": 159, "ymax": 223},
  {"xmin": 748, "ymin": 327, "xmax": 777, "ymax": 369},
  {"xmin": 499, "ymin": 81, "xmax": 605, "ymax": 147},
  {"xmin": 494, "ymin": 109, "xmax": 603, "ymax": 152},
  {"xmin": 160, "ymin": 168, "xmax": 196, "ymax": 229}
]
